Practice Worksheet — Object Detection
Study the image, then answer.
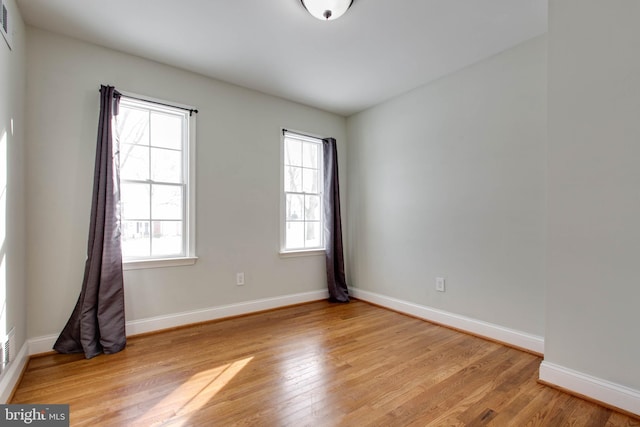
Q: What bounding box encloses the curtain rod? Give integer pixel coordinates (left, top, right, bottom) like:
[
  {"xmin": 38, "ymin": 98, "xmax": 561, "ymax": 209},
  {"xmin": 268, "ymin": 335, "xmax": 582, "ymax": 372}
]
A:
[
  {"xmin": 282, "ymin": 128, "xmax": 325, "ymax": 141},
  {"xmin": 116, "ymin": 91, "xmax": 199, "ymax": 116},
  {"xmin": 103, "ymin": 89, "xmax": 199, "ymax": 116}
]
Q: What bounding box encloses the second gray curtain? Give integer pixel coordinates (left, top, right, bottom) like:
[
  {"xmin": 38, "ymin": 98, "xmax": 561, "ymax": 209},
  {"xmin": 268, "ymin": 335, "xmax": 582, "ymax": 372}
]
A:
[
  {"xmin": 323, "ymin": 138, "xmax": 349, "ymax": 302},
  {"xmin": 53, "ymin": 85, "xmax": 126, "ymax": 359}
]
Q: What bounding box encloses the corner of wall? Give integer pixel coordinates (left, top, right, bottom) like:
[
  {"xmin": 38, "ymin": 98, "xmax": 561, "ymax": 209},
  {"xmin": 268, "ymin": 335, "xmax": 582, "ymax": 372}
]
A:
[{"xmin": 539, "ymin": 361, "xmax": 640, "ymax": 417}]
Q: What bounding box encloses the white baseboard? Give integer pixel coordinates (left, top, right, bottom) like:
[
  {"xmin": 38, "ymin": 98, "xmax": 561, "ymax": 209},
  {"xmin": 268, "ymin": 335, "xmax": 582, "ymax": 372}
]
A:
[
  {"xmin": 28, "ymin": 290, "xmax": 329, "ymax": 356},
  {"xmin": 539, "ymin": 361, "xmax": 640, "ymax": 416},
  {"xmin": 125, "ymin": 289, "xmax": 328, "ymax": 336},
  {"xmin": 0, "ymin": 341, "xmax": 29, "ymax": 403},
  {"xmin": 350, "ymin": 288, "xmax": 544, "ymax": 355}
]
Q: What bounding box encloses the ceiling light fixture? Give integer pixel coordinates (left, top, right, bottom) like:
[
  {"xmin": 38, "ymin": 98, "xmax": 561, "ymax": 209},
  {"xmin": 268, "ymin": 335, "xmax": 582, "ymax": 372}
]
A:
[{"xmin": 300, "ymin": 0, "xmax": 353, "ymax": 21}]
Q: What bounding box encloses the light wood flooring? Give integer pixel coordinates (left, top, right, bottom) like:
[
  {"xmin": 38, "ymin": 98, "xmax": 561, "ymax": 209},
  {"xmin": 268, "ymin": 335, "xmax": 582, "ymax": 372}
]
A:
[{"xmin": 11, "ymin": 300, "xmax": 640, "ymax": 426}]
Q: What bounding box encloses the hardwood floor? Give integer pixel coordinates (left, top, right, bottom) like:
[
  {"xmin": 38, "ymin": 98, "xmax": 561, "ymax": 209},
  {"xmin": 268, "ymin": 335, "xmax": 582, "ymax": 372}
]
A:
[{"xmin": 11, "ymin": 300, "xmax": 640, "ymax": 426}]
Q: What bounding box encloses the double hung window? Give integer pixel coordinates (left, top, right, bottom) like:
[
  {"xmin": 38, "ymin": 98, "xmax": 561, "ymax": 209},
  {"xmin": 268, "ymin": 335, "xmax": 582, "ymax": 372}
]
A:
[
  {"xmin": 281, "ymin": 130, "xmax": 324, "ymax": 253},
  {"xmin": 115, "ymin": 95, "xmax": 196, "ymax": 267}
]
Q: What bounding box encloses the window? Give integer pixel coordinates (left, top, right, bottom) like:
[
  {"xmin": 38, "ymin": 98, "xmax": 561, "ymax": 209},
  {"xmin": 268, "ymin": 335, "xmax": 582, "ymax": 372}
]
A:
[
  {"xmin": 115, "ymin": 95, "xmax": 196, "ymax": 268},
  {"xmin": 281, "ymin": 130, "xmax": 324, "ymax": 253}
]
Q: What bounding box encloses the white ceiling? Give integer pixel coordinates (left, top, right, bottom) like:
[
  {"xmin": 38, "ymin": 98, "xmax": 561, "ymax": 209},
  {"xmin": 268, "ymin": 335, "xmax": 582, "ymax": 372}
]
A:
[{"xmin": 16, "ymin": 0, "xmax": 547, "ymax": 116}]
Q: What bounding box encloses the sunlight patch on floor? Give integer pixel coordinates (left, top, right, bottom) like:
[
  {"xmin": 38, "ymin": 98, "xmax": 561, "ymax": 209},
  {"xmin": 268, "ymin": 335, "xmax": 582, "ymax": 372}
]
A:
[{"xmin": 135, "ymin": 356, "xmax": 253, "ymax": 426}]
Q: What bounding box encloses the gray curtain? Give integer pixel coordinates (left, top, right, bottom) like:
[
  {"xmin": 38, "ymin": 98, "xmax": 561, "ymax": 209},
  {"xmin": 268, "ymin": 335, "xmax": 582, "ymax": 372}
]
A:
[
  {"xmin": 54, "ymin": 85, "xmax": 126, "ymax": 359},
  {"xmin": 323, "ymin": 138, "xmax": 349, "ymax": 302}
]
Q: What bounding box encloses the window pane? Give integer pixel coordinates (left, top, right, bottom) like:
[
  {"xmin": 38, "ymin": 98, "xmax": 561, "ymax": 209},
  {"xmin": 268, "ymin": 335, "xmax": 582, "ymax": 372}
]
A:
[
  {"xmin": 305, "ymin": 221, "xmax": 321, "ymax": 248},
  {"xmin": 284, "ymin": 166, "xmax": 302, "ymax": 193},
  {"xmin": 284, "ymin": 139, "xmax": 302, "ymax": 166},
  {"xmin": 282, "ymin": 133, "xmax": 324, "ymax": 252},
  {"xmin": 305, "ymin": 195, "xmax": 321, "ymax": 220},
  {"xmin": 120, "ymin": 144, "xmax": 149, "ymax": 180},
  {"xmin": 151, "ymin": 147, "xmax": 182, "ymax": 183},
  {"xmin": 118, "ymin": 107, "xmax": 149, "ymax": 146},
  {"xmin": 151, "ymin": 221, "xmax": 183, "ymax": 256},
  {"xmin": 151, "ymin": 112, "xmax": 182, "ymax": 150},
  {"xmin": 303, "ymin": 168, "xmax": 318, "ymax": 193},
  {"xmin": 286, "ymin": 194, "xmax": 303, "ymax": 220},
  {"xmin": 152, "ymin": 185, "xmax": 183, "ymax": 220},
  {"xmin": 286, "ymin": 221, "xmax": 304, "ymax": 249},
  {"xmin": 121, "ymin": 183, "xmax": 150, "ymax": 219},
  {"xmin": 302, "ymin": 142, "xmax": 319, "ymax": 168},
  {"xmin": 118, "ymin": 96, "xmax": 193, "ymax": 261},
  {"xmin": 122, "ymin": 221, "xmax": 150, "ymax": 257}
]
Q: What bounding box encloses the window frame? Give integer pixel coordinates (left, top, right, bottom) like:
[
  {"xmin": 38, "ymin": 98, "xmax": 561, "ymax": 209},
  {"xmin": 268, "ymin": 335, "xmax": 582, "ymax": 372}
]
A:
[
  {"xmin": 116, "ymin": 92, "xmax": 197, "ymax": 270},
  {"xmin": 280, "ymin": 129, "xmax": 326, "ymax": 256}
]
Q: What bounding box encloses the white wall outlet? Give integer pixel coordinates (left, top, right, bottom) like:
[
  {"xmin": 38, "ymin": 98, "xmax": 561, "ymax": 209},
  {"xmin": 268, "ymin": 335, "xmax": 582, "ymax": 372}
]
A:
[
  {"xmin": 436, "ymin": 277, "xmax": 445, "ymax": 292},
  {"xmin": 236, "ymin": 272, "xmax": 245, "ymax": 286}
]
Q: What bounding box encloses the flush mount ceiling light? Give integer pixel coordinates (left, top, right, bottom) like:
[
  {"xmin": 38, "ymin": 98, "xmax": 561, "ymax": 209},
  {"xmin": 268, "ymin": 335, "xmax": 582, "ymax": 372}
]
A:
[{"xmin": 300, "ymin": 0, "xmax": 354, "ymax": 21}]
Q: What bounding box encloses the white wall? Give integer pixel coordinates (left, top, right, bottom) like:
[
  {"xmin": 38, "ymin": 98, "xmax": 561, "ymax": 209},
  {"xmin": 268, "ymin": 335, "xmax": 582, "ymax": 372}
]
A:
[
  {"xmin": 0, "ymin": 0, "xmax": 26, "ymax": 368},
  {"xmin": 544, "ymin": 0, "xmax": 640, "ymax": 402},
  {"xmin": 25, "ymin": 27, "xmax": 346, "ymax": 338},
  {"xmin": 347, "ymin": 36, "xmax": 547, "ymax": 337}
]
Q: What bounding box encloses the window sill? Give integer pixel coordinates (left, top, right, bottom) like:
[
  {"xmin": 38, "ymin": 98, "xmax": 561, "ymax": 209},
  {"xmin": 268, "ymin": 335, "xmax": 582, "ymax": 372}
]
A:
[
  {"xmin": 279, "ymin": 249, "xmax": 326, "ymax": 258},
  {"xmin": 123, "ymin": 256, "xmax": 198, "ymax": 270}
]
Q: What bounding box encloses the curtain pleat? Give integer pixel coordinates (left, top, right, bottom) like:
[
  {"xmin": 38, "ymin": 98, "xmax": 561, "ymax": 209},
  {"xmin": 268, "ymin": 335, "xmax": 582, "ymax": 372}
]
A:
[
  {"xmin": 53, "ymin": 85, "xmax": 126, "ymax": 358},
  {"xmin": 323, "ymin": 138, "xmax": 349, "ymax": 302}
]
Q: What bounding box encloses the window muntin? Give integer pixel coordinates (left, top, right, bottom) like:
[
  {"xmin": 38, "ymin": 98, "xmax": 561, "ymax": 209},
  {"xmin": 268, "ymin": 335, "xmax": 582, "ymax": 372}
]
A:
[
  {"xmin": 116, "ymin": 97, "xmax": 192, "ymax": 261},
  {"xmin": 282, "ymin": 131, "xmax": 324, "ymax": 252}
]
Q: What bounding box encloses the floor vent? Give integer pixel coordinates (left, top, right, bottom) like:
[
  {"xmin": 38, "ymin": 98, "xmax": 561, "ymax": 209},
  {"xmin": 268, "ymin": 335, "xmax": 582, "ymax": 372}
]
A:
[{"xmin": 0, "ymin": 328, "xmax": 14, "ymax": 376}]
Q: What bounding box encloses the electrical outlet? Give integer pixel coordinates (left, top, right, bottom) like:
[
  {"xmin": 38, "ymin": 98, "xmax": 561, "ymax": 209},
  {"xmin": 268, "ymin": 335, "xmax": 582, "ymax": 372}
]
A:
[
  {"xmin": 236, "ymin": 272, "xmax": 245, "ymax": 286},
  {"xmin": 436, "ymin": 277, "xmax": 445, "ymax": 292}
]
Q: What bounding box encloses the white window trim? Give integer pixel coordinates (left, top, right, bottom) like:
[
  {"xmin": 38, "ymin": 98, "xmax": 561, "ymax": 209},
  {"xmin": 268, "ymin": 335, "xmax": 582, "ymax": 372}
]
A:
[
  {"xmin": 117, "ymin": 91, "xmax": 198, "ymax": 269},
  {"xmin": 123, "ymin": 256, "xmax": 198, "ymax": 270},
  {"xmin": 279, "ymin": 128, "xmax": 327, "ymax": 256},
  {"xmin": 279, "ymin": 249, "xmax": 325, "ymax": 258}
]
